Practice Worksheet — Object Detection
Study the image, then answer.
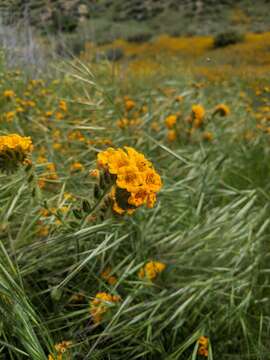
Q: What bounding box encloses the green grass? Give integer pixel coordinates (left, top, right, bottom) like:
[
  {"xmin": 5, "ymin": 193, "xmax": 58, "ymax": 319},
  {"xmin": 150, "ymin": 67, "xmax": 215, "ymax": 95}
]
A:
[{"xmin": 1, "ymin": 50, "xmax": 270, "ymax": 360}]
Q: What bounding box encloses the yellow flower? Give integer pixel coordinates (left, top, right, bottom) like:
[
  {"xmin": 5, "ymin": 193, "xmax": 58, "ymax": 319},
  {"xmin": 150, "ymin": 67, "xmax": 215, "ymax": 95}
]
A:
[
  {"xmin": 0, "ymin": 134, "xmax": 33, "ymax": 173},
  {"xmin": 125, "ymin": 98, "xmax": 136, "ymax": 112},
  {"xmin": 90, "ymin": 292, "xmax": 121, "ymax": 324},
  {"xmin": 128, "ymin": 189, "xmax": 148, "ymax": 207},
  {"xmin": 26, "ymin": 100, "xmax": 36, "ymax": 108},
  {"xmin": 165, "ymin": 114, "xmax": 177, "ymax": 129},
  {"xmin": 167, "ymin": 129, "xmax": 177, "ymax": 142},
  {"xmin": 192, "ymin": 104, "xmax": 205, "ymax": 127},
  {"xmin": 97, "ymin": 147, "xmax": 162, "ymax": 214},
  {"xmin": 97, "ymin": 147, "xmax": 117, "ymax": 168},
  {"xmin": 107, "ymin": 149, "xmax": 130, "ymax": 175},
  {"xmin": 53, "ymin": 143, "xmax": 62, "ymax": 150},
  {"xmin": 117, "ymin": 118, "xmax": 129, "ymax": 129},
  {"xmin": 198, "ymin": 347, "xmax": 208, "ymax": 357},
  {"xmin": 143, "ymin": 168, "xmax": 162, "ymax": 192},
  {"xmin": 16, "ymin": 107, "xmax": 24, "ymax": 114},
  {"xmin": 5, "ymin": 111, "xmax": 16, "ymax": 122},
  {"xmin": 116, "ymin": 166, "xmax": 143, "ymax": 192},
  {"xmin": 59, "ymin": 100, "xmax": 67, "ymax": 112},
  {"xmin": 146, "ymin": 192, "xmax": 157, "ymax": 208},
  {"xmin": 70, "ymin": 162, "xmax": 84, "ymax": 172},
  {"xmin": 214, "ymin": 103, "xmax": 230, "ymax": 116},
  {"xmin": 101, "ymin": 267, "xmax": 117, "ymax": 285},
  {"xmin": 202, "ymin": 131, "xmax": 213, "ymax": 141},
  {"xmin": 138, "ymin": 261, "xmax": 166, "ymax": 280},
  {"xmin": 48, "ymin": 340, "xmax": 72, "ymax": 360},
  {"xmin": 55, "ymin": 112, "xmax": 64, "ymax": 120},
  {"xmin": 54, "ymin": 340, "xmax": 72, "ymax": 353},
  {"xmin": 198, "ymin": 336, "xmax": 208, "ymax": 347},
  {"xmin": 89, "ymin": 169, "xmax": 100, "ymax": 178},
  {"xmin": 3, "ymin": 90, "xmax": 15, "ymax": 98},
  {"xmin": 124, "ymin": 147, "xmax": 152, "ymax": 172},
  {"xmin": 197, "ymin": 336, "xmax": 209, "ymax": 357},
  {"xmin": 151, "ymin": 121, "xmax": 160, "ymax": 132}
]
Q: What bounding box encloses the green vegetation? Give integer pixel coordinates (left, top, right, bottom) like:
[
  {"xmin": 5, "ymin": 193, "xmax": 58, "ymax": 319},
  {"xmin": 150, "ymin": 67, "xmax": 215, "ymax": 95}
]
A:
[
  {"xmin": 1, "ymin": 0, "xmax": 270, "ymax": 43},
  {"xmin": 213, "ymin": 31, "xmax": 244, "ymax": 48},
  {"xmin": 1, "ymin": 38, "xmax": 270, "ymax": 358}
]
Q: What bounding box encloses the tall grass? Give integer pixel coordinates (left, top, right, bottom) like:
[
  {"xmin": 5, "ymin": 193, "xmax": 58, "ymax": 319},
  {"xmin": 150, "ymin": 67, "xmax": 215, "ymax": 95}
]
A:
[{"xmin": 1, "ymin": 49, "xmax": 270, "ymax": 360}]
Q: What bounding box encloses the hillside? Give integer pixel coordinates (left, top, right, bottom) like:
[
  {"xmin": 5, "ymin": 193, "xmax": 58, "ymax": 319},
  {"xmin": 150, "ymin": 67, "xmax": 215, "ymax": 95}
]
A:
[{"xmin": 1, "ymin": 0, "xmax": 270, "ymax": 41}]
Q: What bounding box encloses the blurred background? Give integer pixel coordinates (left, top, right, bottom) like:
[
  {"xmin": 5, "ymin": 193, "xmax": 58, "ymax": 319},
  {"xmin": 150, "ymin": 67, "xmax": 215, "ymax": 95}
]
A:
[{"xmin": 1, "ymin": 0, "xmax": 270, "ymax": 71}]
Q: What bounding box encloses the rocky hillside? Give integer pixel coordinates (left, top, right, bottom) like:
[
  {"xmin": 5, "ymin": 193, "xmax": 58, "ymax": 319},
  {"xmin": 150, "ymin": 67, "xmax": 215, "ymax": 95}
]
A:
[{"xmin": 1, "ymin": 0, "xmax": 270, "ymax": 39}]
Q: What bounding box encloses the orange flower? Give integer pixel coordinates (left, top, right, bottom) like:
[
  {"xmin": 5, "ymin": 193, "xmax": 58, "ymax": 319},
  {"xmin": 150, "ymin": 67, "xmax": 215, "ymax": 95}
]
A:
[
  {"xmin": 167, "ymin": 129, "xmax": 177, "ymax": 142},
  {"xmin": 138, "ymin": 261, "xmax": 166, "ymax": 280},
  {"xmin": 165, "ymin": 114, "xmax": 177, "ymax": 129}
]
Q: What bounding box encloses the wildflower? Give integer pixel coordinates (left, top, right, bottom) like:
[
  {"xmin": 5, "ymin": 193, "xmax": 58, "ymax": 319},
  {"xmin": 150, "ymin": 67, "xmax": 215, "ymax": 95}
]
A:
[
  {"xmin": 53, "ymin": 143, "xmax": 62, "ymax": 150},
  {"xmin": 26, "ymin": 100, "xmax": 36, "ymax": 108},
  {"xmin": 89, "ymin": 169, "xmax": 100, "ymax": 179},
  {"xmin": 3, "ymin": 90, "xmax": 15, "ymax": 99},
  {"xmin": 16, "ymin": 107, "xmax": 24, "ymax": 114},
  {"xmin": 37, "ymin": 225, "xmax": 49, "ymax": 237},
  {"xmin": 54, "ymin": 341, "xmax": 72, "ymax": 353},
  {"xmin": 97, "ymin": 147, "xmax": 162, "ymax": 214},
  {"xmin": 141, "ymin": 105, "xmax": 148, "ymax": 113},
  {"xmin": 125, "ymin": 98, "xmax": 136, "ymax": 112},
  {"xmin": 214, "ymin": 104, "xmax": 230, "ymax": 116},
  {"xmin": 192, "ymin": 104, "xmax": 205, "ymax": 128},
  {"xmin": 55, "ymin": 112, "xmax": 64, "ymax": 120},
  {"xmin": 116, "ymin": 166, "xmax": 144, "ymax": 192},
  {"xmin": 48, "ymin": 341, "xmax": 72, "ymax": 360},
  {"xmin": 0, "ymin": 134, "xmax": 33, "ymax": 173},
  {"xmin": 90, "ymin": 292, "xmax": 121, "ymax": 324},
  {"xmin": 101, "ymin": 267, "xmax": 117, "ymax": 285},
  {"xmin": 47, "ymin": 163, "xmax": 58, "ymax": 179},
  {"xmin": 117, "ymin": 118, "xmax": 129, "ymax": 129},
  {"xmin": 202, "ymin": 132, "xmax": 213, "ymax": 141},
  {"xmin": 198, "ymin": 336, "xmax": 209, "ymax": 357},
  {"xmin": 198, "ymin": 347, "xmax": 208, "ymax": 357},
  {"xmin": 151, "ymin": 121, "xmax": 160, "ymax": 132},
  {"xmin": 167, "ymin": 129, "xmax": 177, "ymax": 142},
  {"xmin": 5, "ymin": 111, "xmax": 16, "ymax": 122},
  {"xmin": 70, "ymin": 162, "xmax": 84, "ymax": 172},
  {"xmin": 59, "ymin": 100, "xmax": 67, "ymax": 112},
  {"xmin": 138, "ymin": 261, "xmax": 166, "ymax": 280},
  {"xmin": 45, "ymin": 111, "xmax": 53, "ymax": 117},
  {"xmin": 198, "ymin": 336, "xmax": 208, "ymax": 347},
  {"xmin": 165, "ymin": 114, "xmax": 177, "ymax": 129}
]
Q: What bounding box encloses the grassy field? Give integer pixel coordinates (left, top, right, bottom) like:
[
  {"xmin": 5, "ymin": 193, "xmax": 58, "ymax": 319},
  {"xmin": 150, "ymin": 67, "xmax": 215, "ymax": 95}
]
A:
[{"xmin": 1, "ymin": 31, "xmax": 270, "ymax": 360}]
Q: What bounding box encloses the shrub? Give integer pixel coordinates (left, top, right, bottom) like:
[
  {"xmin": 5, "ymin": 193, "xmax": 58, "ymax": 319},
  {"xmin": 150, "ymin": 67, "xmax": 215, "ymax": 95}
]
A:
[
  {"xmin": 126, "ymin": 32, "xmax": 153, "ymax": 43},
  {"xmin": 213, "ymin": 30, "xmax": 244, "ymax": 48}
]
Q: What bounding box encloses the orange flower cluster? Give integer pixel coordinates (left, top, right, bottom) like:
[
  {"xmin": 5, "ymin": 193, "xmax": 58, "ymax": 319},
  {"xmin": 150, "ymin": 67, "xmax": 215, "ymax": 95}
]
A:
[
  {"xmin": 97, "ymin": 147, "xmax": 162, "ymax": 215},
  {"xmin": 90, "ymin": 292, "xmax": 121, "ymax": 324},
  {"xmin": 191, "ymin": 104, "xmax": 205, "ymax": 128},
  {"xmin": 198, "ymin": 336, "xmax": 209, "ymax": 357},
  {"xmin": 165, "ymin": 114, "xmax": 177, "ymax": 129},
  {"xmin": 165, "ymin": 114, "xmax": 178, "ymax": 142},
  {"xmin": 0, "ymin": 133, "xmax": 33, "ymax": 172},
  {"xmin": 138, "ymin": 261, "xmax": 166, "ymax": 280},
  {"xmin": 101, "ymin": 267, "xmax": 117, "ymax": 285},
  {"xmin": 48, "ymin": 340, "xmax": 72, "ymax": 360}
]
